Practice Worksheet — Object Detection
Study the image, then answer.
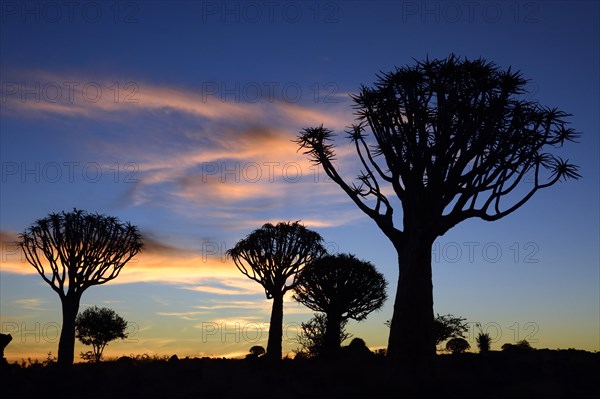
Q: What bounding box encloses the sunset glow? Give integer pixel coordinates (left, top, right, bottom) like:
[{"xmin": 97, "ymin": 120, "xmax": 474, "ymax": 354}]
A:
[{"xmin": 1, "ymin": 1, "xmax": 598, "ymax": 365}]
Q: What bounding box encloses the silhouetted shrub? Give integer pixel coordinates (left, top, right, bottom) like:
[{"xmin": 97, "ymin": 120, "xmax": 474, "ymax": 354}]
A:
[
  {"xmin": 501, "ymin": 340, "xmax": 534, "ymax": 353},
  {"xmin": 75, "ymin": 306, "xmax": 129, "ymax": 363},
  {"xmin": 516, "ymin": 340, "xmax": 533, "ymax": 350},
  {"xmin": 292, "ymin": 351, "xmax": 309, "ymax": 361},
  {"xmin": 476, "ymin": 332, "xmax": 492, "ymax": 353},
  {"xmin": 385, "ymin": 313, "xmax": 469, "ymax": 349},
  {"xmin": 446, "ymin": 337, "xmax": 470, "ymax": 354},
  {"xmin": 0, "ymin": 333, "xmax": 12, "ymax": 365},
  {"xmin": 295, "ymin": 313, "xmax": 351, "ymax": 358},
  {"xmin": 341, "ymin": 338, "xmax": 374, "ymax": 359},
  {"xmin": 374, "ymin": 348, "xmax": 387, "ymax": 357},
  {"xmin": 246, "ymin": 346, "xmax": 266, "ymax": 359},
  {"xmin": 434, "ymin": 314, "xmax": 469, "ymax": 346},
  {"xmin": 79, "ymin": 350, "xmax": 95, "ymax": 363}
]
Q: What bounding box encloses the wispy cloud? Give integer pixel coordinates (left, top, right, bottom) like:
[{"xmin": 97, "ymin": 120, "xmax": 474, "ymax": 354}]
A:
[
  {"xmin": 194, "ymin": 317, "xmax": 266, "ymax": 328},
  {"xmin": 156, "ymin": 311, "xmax": 211, "ymax": 321},
  {"xmin": 1, "ymin": 70, "xmax": 351, "ymax": 129},
  {"xmin": 113, "ymin": 253, "xmax": 237, "ymax": 285},
  {"xmin": 2, "ymin": 70, "xmax": 361, "ymax": 232},
  {"xmin": 14, "ymin": 298, "xmax": 46, "ymax": 311},
  {"xmin": 0, "ymin": 70, "xmax": 371, "ymax": 293},
  {"xmin": 182, "ymin": 277, "xmax": 265, "ymax": 296},
  {"xmin": 1, "ymin": 230, "xmax": 36, "ymax": 276},
  {"xmin": 184, "ymin": 285, "xmax": 257, "ymax": 296},
  {"xmin": 0, "ymin": 230, "xmax": 19, "ymax": 243},
  {"xmin": 142, "ymin": 235, "xmax": 199, "ymax": 257},
  {"xmin": 192, "ymin": 300, "xmax": 263, "ymax": 310}
]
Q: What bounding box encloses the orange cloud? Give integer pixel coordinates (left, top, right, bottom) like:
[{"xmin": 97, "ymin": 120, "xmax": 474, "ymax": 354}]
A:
[
  {"xmin": 184, "ymin": 285, "xmax": 261, "ymax": 296},
  {"xmin": 2, "ymin": 71, "xmax": 351, "ymax": 130},
  {"xmin": 0, "ymin": 230, "xmax": 35, "ymax": 276},
  {"xmin": 1, "ymin": 71, "xmax": 370, "ymax": 229}
]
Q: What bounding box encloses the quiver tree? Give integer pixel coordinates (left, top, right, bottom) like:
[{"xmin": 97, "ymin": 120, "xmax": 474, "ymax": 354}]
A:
[
  {"xmin": 296, "ymin": 55, "xmax": 580, "ymax": 377},
  {"xmin": 75, "ymin": 306, "xmax": 128, "ymax": 362},
  {"xmin": 18, "ymin": 209, "xmax": 143, "ymax": 366},
  {"xmin": 226, "ymin": 221, "xmax": 325, "ymax": 360},
  {"xmin": 293, "ymin": 253, "xmax": 387, "ymax": 356}
]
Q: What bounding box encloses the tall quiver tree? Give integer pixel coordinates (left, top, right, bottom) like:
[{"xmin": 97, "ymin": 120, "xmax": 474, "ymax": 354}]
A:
[
  {"xmin": 19, "ymin": 209, "xmax": 143, "ymax": 366},
  {"xmin": 294, "ymin": 253, "xmax": 387, "ymax": 357},
  {"xmin": 227, "ymin": 221, "xmax": 325, "ymax": 360},
  {"xmin": 296, "ymin": 55, "xmax": 580, "ymax": 378}
]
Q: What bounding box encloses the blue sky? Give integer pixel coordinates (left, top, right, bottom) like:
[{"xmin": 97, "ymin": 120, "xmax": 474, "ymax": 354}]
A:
[{"xmin": 1, "ymin": 1, "xmax": 598, "ymax": 361}]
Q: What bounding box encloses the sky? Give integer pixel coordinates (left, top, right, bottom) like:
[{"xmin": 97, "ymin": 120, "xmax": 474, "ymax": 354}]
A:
[{"xmin": 0, "ymin": 1, "xmax": 598, "ymax": 362}]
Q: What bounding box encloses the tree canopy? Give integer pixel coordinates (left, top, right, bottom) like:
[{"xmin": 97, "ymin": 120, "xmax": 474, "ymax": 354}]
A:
[
  {"xmin": 297, "ymin": 55, "xmax": 580, "ymax": 237},
  {"xmin": 294, "ymin": 253, "xmax": 388, "ymax": 322},
  {"xmin": 227, "ymin": 221, "xmax": 325, "ymax": 300},
  {"xmin": 76, "ymin": 306, "xmax": 128, "ymax": 362},
  {"xmin": 19, "ymin": 209, "xmax": 143, "ymax": 297},
  {"xmin": 433, "ymin": 314, "xmax": 469, "ymax": 346}
]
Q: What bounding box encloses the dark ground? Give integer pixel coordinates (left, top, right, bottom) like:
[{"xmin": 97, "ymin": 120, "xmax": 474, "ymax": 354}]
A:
[{"xmin": 1, "ymin": 349, "xmax": 598, "ymax": 398}]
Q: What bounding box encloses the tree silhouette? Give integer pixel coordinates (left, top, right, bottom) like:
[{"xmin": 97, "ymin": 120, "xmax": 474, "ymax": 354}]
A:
[
  {"xmin": 343, "ymin": 337, "xmax": 374, "ymax": 359},
  {"xmin": 295, "ymin": 313, "xmax": 351, "ymax": 358},
  {"xmin": 476, "ymin": 332, "xmax": 492, "ymax": 353},
  {"xmin": 75, "ymin": 306, "xmax": 128, "ymax": 362},
  {"xmin": 502, "ymin": 339, "xmax": 534, "ymax": 352},
  {"xmin": 293, "ymin": 253, "xmax": 387, "ymax": 356},
  {"xmin": 226, "ymin": 221, "xmax": 325, "ymax": 360},
  {"xmin": 296, "ymin": 55, "xmax": 580, "ymax": 377},
  {"xmin": 433, "ymin": 314, "xmax": 468, "ymax": 346},
  {"xmin": 446, "ymin": 337, "xmax": 470, "ymax": 354},
  {"xmin": 385, "ymin": 313, "xmax": 468, "ymax": 348},
  {"xmin": 246, "ymin": 345, "xmax": 266, "ymax": 359},
  {"xmin": 18, "ymin": 209, "xmax": 143, "ymax": 366},
  {"xmin": 0, "ymin": 333, "xmax": 12, "ymax": 365}
]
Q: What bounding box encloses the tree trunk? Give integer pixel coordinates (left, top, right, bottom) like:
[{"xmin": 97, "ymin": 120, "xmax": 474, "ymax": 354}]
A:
[
  {"xmin": 323, "ymin": 313, "xmax": 342, "ymax": 357},
  {"xmin": 266, "ymin": 293, "xmax": 284, "ymax": 360},
  {"xmin": 386, "ymin": 234, "xmax": 435, "ymax": 383},
  {"xmin": 58, "ymin": 294, "xmax": 81, "ymax": 366}
]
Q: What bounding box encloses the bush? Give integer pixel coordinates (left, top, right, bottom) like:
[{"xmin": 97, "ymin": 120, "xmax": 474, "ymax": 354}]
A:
[
  {"xmin": 246, "ymin": 346, "xmax": 265, "ymax": 359},
  {"xmin": 476, "ymin": 332, "xmax": 492, "ymax": 353},
  {"xmin": 501, "ymin": 340, "xmax": 534, "ymax": 353},
  {"xmin": 75, "ymin": 306, "xmax": 128, "ymax": 362},
  {"xmin": 446, "ymin": 337, "xmax": 470, "ymax": 354},
  {"xmin": 341, "ymin": 338, "xmax": 373, "ymax": 359}
]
